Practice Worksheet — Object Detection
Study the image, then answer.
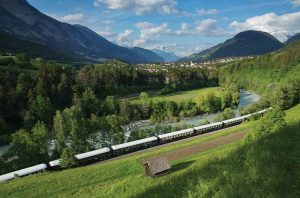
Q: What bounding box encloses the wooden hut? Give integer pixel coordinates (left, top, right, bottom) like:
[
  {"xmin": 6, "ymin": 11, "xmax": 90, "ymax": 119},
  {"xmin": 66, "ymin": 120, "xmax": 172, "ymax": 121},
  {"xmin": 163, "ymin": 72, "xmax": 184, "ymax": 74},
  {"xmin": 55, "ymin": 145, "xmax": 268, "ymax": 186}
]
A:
[{"xmin": 142, "ymin": 157, "xmax": 171, "ymax": 177}]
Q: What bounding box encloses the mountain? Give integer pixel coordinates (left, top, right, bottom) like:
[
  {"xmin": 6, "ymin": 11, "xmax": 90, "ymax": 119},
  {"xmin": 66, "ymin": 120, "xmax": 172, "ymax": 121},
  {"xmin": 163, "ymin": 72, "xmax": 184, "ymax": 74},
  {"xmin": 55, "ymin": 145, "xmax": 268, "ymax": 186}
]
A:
[
  {"xmin": 180, "ymin": 30, "xmax": 284, "ymax": 62},
  {"xmin": 130, "ymin": 47, "xmax": 164, "ymax": 63},
  {"xmin": 0, "ymin": 0, "xmax": 161, "ymax": 64},
  {"xmin": 0, "ymin": 30, "xmax": 81, "ymax": 62},
  {"xmin": 286, "ymin": 33, "xmax": 300, "ymax": 45},
  {"xmin": 152, "ymin": 49, "xmax": 180, "ymax": 62},
  {"xmin": 178, "ymin": 44, "xmax": 222, "ymax": 62}
]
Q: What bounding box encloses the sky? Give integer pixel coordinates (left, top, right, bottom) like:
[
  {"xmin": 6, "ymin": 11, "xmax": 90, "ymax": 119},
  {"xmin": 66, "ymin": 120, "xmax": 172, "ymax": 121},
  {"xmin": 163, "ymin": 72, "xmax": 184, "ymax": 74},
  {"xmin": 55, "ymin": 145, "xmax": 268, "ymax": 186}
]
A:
[{"xmin": 28, "ymin": 0, "xmax": 300, "ymax": 57}]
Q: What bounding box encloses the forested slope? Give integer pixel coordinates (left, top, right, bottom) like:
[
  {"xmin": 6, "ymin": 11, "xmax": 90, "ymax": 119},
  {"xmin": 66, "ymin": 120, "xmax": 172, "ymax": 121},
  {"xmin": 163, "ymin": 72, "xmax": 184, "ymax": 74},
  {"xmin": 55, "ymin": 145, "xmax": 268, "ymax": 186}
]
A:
[{"xmin": 218, "ymin": 41, "xmax": 300, "ymax": 109}]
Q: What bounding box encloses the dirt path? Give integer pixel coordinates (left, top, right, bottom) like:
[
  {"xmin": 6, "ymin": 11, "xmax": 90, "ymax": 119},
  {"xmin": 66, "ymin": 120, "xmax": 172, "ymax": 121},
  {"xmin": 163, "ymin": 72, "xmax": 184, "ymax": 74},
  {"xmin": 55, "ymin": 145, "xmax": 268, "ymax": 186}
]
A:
[{"xmin": 143, "ymin": 130, "xmax": 247, "ymax": 163}]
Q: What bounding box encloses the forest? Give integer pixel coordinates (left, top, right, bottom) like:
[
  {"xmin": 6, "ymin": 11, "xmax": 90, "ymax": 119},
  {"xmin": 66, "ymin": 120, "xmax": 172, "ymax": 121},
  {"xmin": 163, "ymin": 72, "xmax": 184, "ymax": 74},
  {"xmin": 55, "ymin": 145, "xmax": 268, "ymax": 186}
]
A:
[
  {"xmin": 218, "ymin": 41, "xmax": 300, "ymax": 115},
  {"xmin": 0, "ymin": 54, "xmax": 235, "ymax": 173}
]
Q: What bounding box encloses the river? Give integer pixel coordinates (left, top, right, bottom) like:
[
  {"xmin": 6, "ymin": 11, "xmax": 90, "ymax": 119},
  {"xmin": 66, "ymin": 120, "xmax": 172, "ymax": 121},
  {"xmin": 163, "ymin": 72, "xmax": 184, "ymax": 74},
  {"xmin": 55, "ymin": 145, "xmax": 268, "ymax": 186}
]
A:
[
  {"xmin": 123, "ymin": 89, "xmax": 261, "ymax": 139},
  {"xmin": 0, "ymin": 90, "xmax": 260, "ymax": 156}
]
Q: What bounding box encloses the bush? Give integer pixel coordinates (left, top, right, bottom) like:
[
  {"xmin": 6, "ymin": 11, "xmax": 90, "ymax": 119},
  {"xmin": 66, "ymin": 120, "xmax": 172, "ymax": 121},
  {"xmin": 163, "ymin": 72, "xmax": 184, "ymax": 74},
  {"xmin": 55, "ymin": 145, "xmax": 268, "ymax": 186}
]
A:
[
  {"xmin": 240, "ymin": 98, "xmax": 270, "ymax": 115},
  {"xmin": 160, "ymin": 87, "xmax": 174, "ymax": 95},
  {"xmin": 245, "ymin": 106, "xmax": 286, "ymax": 142},
  {"xmin": 215, "ymin": 108, "xmax": 235, "ymax": 122},
  {"xmin": 60, "ymin": 148, "xmax": 76, "ymax": 168}
]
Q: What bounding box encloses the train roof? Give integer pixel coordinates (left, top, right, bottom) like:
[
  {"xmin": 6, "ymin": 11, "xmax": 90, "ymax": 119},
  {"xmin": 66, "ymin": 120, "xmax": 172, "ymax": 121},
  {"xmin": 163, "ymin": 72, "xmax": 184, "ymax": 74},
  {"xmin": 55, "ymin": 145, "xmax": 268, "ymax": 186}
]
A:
[
  {"xmin": 194, "ymin": 122, "xmax": 223, "ymax": 131},
  {"xmin": 257, "ymin": 109, "xmax": 268, "ymax": 114},
  {"xmin": 14, "ymin": 164, "xmax": 47, "ymax": 177},
  {"xmin": 111, "ymin": 136, "xmax": 158, "ymax": 150},
  {"xmin": 49, "ymin": 159, "xmax": 60, "ymax": 167},
  {"xmin": 0, "ymin": 172, "xmax": 15, "ymax": 182},
  {"xmin": 75, "ymin": 147, "xmax": 111, "ymax": 160},
  {"xmin": 158, "ymin": 128, "xmax": 194, "ymax": 139},
  {"xmin": 0, "ymin": 164, "xmax": 47, "ymax": 182},
  {"xmin": 222, "ymin": 116, "xmax": 244, "ymax": 123}
]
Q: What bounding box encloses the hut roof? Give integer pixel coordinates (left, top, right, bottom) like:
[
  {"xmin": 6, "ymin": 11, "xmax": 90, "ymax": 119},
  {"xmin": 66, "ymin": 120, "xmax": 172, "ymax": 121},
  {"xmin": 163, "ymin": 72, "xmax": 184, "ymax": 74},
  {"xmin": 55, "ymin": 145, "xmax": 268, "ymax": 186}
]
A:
[{"xmin": 142, "ymin": 157, "xmax": 171, "ymax": 176}]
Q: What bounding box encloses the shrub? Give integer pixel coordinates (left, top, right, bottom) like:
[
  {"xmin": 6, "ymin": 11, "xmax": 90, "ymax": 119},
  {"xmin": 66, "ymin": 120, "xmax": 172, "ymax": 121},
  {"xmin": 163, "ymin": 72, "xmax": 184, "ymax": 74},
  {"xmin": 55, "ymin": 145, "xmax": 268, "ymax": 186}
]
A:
[
  {"xmin": 60, "ymin": 148, "xmax": 76, "ymax": 168},
  {"xmin": 245, "ymin": 106, "xmax": 286, "ymax": 142},
  {"xmin": 215, "ymin": 108, "xmax": 235, "ymax": 122}
]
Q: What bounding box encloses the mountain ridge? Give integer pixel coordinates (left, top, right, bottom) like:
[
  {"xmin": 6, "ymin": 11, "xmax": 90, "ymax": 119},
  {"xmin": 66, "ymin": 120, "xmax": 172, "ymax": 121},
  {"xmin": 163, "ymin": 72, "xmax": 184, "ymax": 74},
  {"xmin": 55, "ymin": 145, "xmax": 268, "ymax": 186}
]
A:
[
  {"xmin": 179, "ymin": 30, "xmax": 284, "ymax": 62},
  {"xmin": 286, "ymin": 33, "xmax": 300, "ymax": 45},
  {"xmin": 0, "ymin": 0, "xmax": 162, "ymax": 63},
  {"xmin": 153, "ymin": 49, "xmax": 180, "ymax": 62}
]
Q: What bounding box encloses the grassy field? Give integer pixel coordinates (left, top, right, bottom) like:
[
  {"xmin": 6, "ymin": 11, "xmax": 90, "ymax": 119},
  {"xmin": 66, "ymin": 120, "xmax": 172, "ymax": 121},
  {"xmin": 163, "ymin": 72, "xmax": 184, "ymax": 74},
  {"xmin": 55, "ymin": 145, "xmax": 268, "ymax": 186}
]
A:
[
  {"xmin": 128, "ymin": 87, "xmax": 221, "ymax": 104},
  {"xmin": 1, "ymin": 105, "xmax": 300, "ymax": 197}
]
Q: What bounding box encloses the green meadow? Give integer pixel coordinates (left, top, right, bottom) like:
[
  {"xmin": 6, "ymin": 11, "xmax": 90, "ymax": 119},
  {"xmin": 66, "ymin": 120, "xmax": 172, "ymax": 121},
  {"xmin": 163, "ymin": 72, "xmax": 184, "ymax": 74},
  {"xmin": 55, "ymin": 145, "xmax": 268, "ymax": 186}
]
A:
[{"xmin": 128, "ymin": 87, "xmax": 221, "ymax": 104}]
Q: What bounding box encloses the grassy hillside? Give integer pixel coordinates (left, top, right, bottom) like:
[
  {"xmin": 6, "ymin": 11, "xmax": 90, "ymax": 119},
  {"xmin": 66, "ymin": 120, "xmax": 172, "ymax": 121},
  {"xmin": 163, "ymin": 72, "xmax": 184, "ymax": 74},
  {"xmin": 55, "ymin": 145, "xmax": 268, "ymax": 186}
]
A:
[
  {"xmin": 1, "ymin": 105, "xmax": 299, "ymax": 197},
  {"xmin": 127, "ymin": 87, "xmax": 221, "ymax": 104}
]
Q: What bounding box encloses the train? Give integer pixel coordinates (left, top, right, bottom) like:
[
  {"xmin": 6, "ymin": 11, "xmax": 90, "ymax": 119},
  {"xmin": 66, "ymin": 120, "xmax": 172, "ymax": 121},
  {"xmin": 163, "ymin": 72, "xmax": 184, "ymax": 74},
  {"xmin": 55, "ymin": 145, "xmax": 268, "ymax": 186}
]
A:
[{"xmin": 0, "ymin": 108, "xmax": 269, "ymax": 183}]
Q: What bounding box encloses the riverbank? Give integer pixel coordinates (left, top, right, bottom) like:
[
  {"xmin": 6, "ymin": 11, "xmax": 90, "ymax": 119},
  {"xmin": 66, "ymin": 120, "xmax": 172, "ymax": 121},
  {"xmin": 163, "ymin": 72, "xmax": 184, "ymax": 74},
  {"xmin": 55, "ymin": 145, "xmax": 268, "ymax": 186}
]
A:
[{"xmin": 123, "ymin": 89, "xmax": 260, "ymax": 139}]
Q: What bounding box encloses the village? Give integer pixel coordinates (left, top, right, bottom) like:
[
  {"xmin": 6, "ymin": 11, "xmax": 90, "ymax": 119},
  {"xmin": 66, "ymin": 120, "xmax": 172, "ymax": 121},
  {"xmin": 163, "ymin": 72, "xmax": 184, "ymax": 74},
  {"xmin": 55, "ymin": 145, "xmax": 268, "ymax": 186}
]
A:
[{"xmin": 135, "ymin": 56, "xmax": 253, "ymax": 73}]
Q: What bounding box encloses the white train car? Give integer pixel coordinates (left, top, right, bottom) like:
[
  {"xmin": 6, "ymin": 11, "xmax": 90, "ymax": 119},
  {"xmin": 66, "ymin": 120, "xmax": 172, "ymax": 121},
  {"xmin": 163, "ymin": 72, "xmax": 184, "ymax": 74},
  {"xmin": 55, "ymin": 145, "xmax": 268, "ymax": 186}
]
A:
[
  {"xmin": 112, "ymin": 136, "xmax": 158, "ymax": 155},
  {"xmin": 222, "ymin": 116, "xmax": 245, "ymax": 126},
  {"xmin": 48, "ymin": 159, "xmax": 61, "ymax": 169},
  {"xmin": 194, "ymin": 122, "xmax": 223, "ymax": 134},
  {"xmin": 241, "ymin": 114, "xmax": 252, "ymax": 120},
  {"xmin": 157, "ymin": 128, "xmax": 195, "ymax": 142},
  {"xmin": 75, "ymin": 147, "xmax": 111, "ymax": 164},
  {"xmin": 0, "ymin": 164, "xmax": 47, "ymax": 183},
  {"xmin": 0, "ymin": 172, "xmax": 15, "ymax": 183},
  {"xmin": 250, "ymin": 108, "xmax": 270, "ymax": 117},
  {"xmin": 14, "ymin": 164, "xmax": 47, "ymax": 177}
]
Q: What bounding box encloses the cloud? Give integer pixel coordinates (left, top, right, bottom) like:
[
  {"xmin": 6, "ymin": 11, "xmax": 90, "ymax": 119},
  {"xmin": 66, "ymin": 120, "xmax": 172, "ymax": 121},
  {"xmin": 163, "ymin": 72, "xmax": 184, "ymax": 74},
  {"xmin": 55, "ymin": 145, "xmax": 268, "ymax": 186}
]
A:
[
  {"xmin": 131, "ymin": 19, "xmax": 229, "ymax": 49},
  {"xmin": 133, "ymin": 22, "xmax": 172, "ymax": 46},
  {"xmin": 137, "ymin": 22, "xmax": 171, "ymax": 40},
  {"xmin": 181, "ymin": 23, "xmax": 191, "ymax": 31},
  {"xmin": 93, "ymin": 0, "xmax": 178, "ymax": 15},
  {"xmin": 103, "ymin": 20, "xmax": 114, "ymax": 25},
  {"xmin": 96, "ymin": 27, "xmax": 116, "ymax": 41},
  {"xmin": 97, "ymin": 28, "xmax": 134, "ymax": 46},
  {"xmin": 174, "ymin": 22, "xmax": 192, "ymax": 35},
  {"xmin": 117, "ymin": 29, "xmax": 134, "ymax": 45},
  {"xmin": 196, "ymin": 8, "xmax": 219, "ymax": 16},
  {"xmin": 135, "ymin": 22, "xmax": 155, "ymax": 29},
  {"xmin": 148, "ymin": 43, "xmax": 207, "ymax": 57},
  {"xmin": 195, "ymin": 19, "xmax": 229, "ymax": 36},
  {"xmin": 290, "ymin": 0, "xmax": 300, "ymax": 7},
  {"xmin": 195, "ymin": 19, "xmax": 217, "ymax": 34},
  {"xmin": 48, "ymin": 13, "xmax": 87, "ymax": 25},
  {"xmin": 229, "ymin": 11, "xmax": 300, "ymax": 41}
]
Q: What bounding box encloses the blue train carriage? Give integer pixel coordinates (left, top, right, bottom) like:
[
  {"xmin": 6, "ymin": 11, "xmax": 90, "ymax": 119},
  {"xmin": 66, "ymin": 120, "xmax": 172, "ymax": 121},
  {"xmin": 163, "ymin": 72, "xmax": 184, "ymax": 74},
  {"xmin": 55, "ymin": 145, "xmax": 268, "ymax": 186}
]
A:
[
  {"xmin": 74, "ymin": 147, "xmax": 112, "ymax": 165},
  {"xmin": 157, "ymin": 128, "xmax": 195, "ymax": 143},
  {"xmin": 193, "ymin": 122, "xmax": 223, "ymax": 135},
  {"xmin": 111, "ymin": 136, "xmax": 159, "ymax": 156},
  {"xmin": 0, "ymin": 163, "xmax": 47, "ymax": 183}
]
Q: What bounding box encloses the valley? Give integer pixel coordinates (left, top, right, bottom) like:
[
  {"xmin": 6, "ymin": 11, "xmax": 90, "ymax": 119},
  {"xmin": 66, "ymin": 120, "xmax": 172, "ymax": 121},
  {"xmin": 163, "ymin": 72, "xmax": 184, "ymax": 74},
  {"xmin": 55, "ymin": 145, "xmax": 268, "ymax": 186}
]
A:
[{"xmin": 0, "ymin": 0, "xmax": 300, "ymax": 197}]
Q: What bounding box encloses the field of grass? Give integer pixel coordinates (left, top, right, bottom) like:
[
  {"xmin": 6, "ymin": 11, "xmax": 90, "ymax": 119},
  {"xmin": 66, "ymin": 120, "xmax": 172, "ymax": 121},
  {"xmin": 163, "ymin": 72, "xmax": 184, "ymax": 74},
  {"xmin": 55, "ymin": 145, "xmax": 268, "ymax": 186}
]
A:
[
  {"xmin": 128, "ymin": 87, "xmax": 221, "ymax": 104},
  {"xmin": 1, "ymin": 105, "xmax": 300, "ymax": 197}
]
